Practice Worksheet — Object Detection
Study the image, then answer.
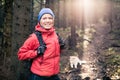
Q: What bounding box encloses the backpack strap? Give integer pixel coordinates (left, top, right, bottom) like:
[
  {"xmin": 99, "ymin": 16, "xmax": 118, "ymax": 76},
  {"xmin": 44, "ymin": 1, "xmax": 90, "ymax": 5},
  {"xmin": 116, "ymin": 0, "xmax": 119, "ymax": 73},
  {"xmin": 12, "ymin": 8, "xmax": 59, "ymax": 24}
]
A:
[
  {"xmin": 56, "ymin": 32, "xmax": 65, "ymax": 49},
  {"xmin": 34, "ymin": 30, "xmax": 46, "ymax": 64},
  {"xmin": 34, "ymin": 30, "xmax": 46, "ymax": 46}
]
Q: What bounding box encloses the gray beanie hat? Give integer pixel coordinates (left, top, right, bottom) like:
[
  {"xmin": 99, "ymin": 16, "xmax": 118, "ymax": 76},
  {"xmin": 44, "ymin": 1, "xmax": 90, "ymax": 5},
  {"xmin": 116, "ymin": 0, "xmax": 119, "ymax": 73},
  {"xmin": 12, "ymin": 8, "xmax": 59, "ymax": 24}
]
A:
[{"xmin": 38, "ymin": 8, "xmax": 55, "ymax": 21}]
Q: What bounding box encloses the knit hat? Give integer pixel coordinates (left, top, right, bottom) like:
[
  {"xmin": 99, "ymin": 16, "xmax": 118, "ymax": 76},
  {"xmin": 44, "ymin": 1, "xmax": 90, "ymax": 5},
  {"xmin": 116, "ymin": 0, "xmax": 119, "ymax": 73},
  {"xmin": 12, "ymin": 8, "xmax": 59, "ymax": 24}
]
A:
[{"xmin": 38, "ymin": 8, "xmax": 55, "ymax": 21}]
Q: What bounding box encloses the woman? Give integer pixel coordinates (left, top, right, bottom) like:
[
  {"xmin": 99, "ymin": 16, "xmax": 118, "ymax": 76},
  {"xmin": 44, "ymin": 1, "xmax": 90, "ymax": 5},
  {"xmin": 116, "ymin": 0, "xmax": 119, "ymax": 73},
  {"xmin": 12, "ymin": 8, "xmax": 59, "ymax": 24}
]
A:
[{"xmin": 17, "ymin": 8, "xmax": 64, "ymax": 80}]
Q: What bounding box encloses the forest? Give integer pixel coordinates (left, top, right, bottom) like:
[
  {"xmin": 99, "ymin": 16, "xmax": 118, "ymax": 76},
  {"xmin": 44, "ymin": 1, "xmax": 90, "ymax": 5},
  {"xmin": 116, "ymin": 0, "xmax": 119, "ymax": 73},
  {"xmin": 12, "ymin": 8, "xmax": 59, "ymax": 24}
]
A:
[{"xmin": 0, "ymin": 0, "xmax": 120, "ymax": 80}]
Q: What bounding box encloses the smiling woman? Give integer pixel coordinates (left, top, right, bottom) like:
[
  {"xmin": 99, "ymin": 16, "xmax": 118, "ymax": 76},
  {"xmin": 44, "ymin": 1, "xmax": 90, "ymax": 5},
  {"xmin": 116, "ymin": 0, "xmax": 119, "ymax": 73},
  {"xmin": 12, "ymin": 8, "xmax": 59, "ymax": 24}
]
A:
[
  {"xmin": 17, "ymin": 8, "xmax": 65, "ymax": 80},
  {"xmin": 40, "ymin": 14, "xmax": 54, "ymax": 29}
]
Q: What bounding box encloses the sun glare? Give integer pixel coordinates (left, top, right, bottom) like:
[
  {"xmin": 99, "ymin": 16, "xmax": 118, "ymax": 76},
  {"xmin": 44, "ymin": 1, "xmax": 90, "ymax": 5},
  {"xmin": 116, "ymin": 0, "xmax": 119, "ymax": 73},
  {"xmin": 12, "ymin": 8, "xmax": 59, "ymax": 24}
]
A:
[{"xmin": 83, "ymin": 0, "xmax": 95, "ymax": 12}]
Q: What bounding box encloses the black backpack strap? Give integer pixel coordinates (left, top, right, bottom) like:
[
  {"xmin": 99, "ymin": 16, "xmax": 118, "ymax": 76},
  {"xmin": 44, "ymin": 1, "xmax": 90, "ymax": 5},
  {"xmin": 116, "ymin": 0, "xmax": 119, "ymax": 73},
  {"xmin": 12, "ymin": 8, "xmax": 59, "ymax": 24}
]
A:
[
  {"xmin": 34, "ymin": 30, "xmax": 46, "ymax": 46},
  {"xmin": 34, "ymin": 30, "xmax": 46, "ymax": 64},
  {"xmin": 56, "ymin": 32, "xmax": 65, "ymax": 49}
]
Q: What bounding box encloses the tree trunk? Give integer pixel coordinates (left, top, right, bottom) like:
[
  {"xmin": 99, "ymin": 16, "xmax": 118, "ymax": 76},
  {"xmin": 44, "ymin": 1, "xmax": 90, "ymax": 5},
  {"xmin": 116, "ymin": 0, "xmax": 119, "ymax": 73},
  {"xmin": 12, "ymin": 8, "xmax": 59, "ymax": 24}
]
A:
[
  {"xmin": 0, "ymin": 0, "xmax": 13, "ymax": 79},
  {"xmin": 12, "ymin": 0, "xmax": 32, "ymax": 79}
]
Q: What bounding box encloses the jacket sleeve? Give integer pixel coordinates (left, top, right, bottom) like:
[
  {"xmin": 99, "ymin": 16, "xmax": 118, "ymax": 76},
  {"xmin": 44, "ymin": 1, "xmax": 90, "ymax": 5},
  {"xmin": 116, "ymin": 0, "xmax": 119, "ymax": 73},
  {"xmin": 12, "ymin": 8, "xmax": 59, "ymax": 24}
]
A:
[{"xmin": 17, "ymin": 34, "xmax": 38, "ymax": 60}]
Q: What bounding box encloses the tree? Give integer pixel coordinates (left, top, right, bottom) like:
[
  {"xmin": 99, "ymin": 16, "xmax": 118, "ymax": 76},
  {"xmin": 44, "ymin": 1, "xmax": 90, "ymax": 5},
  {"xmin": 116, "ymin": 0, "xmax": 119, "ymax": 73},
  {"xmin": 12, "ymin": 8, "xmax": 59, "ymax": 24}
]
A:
[
  {"xmin": 12, "ymin": 0, "xmax": 32, "ymax": 80},
  {"xmin": 0, "ymin": 0, "xmax": 13, "ymax": 79}
]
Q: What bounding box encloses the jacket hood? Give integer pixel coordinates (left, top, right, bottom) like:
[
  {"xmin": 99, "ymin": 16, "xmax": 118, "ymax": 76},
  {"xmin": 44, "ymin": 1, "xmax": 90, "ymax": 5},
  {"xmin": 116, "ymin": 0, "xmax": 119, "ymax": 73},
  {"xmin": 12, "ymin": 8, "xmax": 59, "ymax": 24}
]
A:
[{"xmin": 35, "ymin": 23, "xmax": 55, "ymax": 34}]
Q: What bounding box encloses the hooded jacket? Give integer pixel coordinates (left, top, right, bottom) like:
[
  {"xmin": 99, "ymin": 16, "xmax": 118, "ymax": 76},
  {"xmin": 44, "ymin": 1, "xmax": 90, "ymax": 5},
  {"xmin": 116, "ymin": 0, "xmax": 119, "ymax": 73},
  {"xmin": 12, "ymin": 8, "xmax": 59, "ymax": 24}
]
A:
[{"xmin": 17, "ymin": 23, "xmax": 60, "ymax": 76}]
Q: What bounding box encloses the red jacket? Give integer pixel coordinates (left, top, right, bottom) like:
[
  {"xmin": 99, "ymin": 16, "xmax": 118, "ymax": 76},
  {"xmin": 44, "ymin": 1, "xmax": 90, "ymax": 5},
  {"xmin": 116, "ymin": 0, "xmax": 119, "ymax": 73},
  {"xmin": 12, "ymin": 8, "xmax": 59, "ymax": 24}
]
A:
[{"xmin": 17, "ymin": 23, "xmax": 60, "ymax": 76}]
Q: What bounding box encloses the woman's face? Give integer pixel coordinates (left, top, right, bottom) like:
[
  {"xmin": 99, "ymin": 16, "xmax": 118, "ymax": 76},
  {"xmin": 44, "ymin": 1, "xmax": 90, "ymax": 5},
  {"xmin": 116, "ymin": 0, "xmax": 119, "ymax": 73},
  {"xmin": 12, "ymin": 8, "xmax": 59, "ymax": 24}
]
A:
[{"xmin": 40, "ymin": 14, "xmax": 54, "ymax": 29}]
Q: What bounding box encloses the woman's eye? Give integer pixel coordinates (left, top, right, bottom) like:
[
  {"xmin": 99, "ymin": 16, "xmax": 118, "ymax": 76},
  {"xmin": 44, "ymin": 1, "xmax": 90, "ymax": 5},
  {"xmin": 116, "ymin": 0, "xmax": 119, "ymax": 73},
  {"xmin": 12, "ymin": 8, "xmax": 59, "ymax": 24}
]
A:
[
  {"xmin": 42, "ymin": 17, "xmax": 53, "ymax": 20},
  {"xmin": 49, "ymin": 17, "xmax": 53, "ymax": 20},
  {"xmin": 42, "ymin": 17, "xmax": 47, "ymax": 20}
]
